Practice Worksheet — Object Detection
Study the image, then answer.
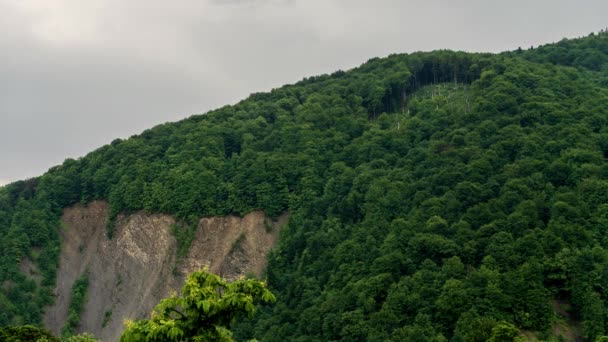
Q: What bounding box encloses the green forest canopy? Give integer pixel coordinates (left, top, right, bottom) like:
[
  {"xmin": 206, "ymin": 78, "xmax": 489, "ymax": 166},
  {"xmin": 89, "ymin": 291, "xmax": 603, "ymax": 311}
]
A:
[{"xmin": 1, "ymin": 31, "xmax": 608, "ymax": 340}]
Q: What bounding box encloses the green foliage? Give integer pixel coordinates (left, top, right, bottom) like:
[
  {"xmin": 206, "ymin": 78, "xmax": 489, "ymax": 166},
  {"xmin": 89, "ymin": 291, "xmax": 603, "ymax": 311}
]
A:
[
  {"xmin": 487, "ymin": 321, "xmax": 524, "ymax": 342},
  {"xmin": 62, "ymin": 333, "xmax": 100, "ymax": 342},
  {"xmin": 0, "ymin": 326, "xmax": 99, "ymax": 341},
  {"xmin": 61, "ymin": 274, "xmax": 89, "ymax": 338},
  {"xmin": 102, "ymin": 310, "xmax": 112, "ymax": 328},
  {"xmin": 120, "ymin": 269, "xmax": 275, "ymax": 342},
  {"xmin": 0, "ymin": 325, "xmax": 60, "ymax": 341},
  {"xmin": 230, "ymin": 233, "xmax": 247, "ymax": 253},
  {"xmin": 171, "ymin": 223, "xmax": 196, "ymax": 260},
  {"xmin": 1, "ymin": 31, "xmax": 608, "ymax": 340}
]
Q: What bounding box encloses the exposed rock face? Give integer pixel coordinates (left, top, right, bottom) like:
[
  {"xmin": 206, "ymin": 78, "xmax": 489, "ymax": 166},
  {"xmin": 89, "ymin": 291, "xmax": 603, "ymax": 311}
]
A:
[{"xmin": 43, "ymin": 201, "xmax": 287, "ymax": 342}]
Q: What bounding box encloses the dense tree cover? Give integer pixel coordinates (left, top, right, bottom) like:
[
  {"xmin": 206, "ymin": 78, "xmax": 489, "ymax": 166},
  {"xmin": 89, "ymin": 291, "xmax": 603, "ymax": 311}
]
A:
[
  {"xmin": 0, "ymin": 325, "xmax": 59, "ymax": 341},
  {"xmin": 0, "ymin": 325, "xmax": 98, "ymax": 342},
  {"xmin": 1, "ymin": 32, "xmax": 608, "ymax": 340},
  {"xmin": 0, "ymin": 178, "xmax": 60, "ymax": 326},
  {"xmin": 519, "ymin": 29, "xmax": 608, "ymax": 71},
  {"xmin": 120, "ymin": 270, "xmax": 275, "ymax": 342}
]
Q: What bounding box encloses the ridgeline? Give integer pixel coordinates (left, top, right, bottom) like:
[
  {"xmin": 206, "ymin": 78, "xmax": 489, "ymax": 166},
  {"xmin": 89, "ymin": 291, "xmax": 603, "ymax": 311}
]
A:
[{"xmin": 1, "ymin": 31, "xmax": 608, "ymax": 341}]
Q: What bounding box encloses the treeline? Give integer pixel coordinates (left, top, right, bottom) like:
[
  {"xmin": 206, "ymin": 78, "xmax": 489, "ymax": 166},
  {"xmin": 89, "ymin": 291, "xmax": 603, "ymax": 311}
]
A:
[
  {"xmin": 0, "ymin": 32, "xmax": 607, "ymax": 340},
  {"xmin": 518, "ymin": 30, "xmax": 608, "ymax": 71}
]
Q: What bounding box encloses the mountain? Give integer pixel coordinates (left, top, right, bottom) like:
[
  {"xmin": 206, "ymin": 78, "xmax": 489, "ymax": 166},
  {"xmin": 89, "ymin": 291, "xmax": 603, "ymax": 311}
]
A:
[{"xmin": 1, "ymin": 31, "xmax": 608, "ymax": 341}]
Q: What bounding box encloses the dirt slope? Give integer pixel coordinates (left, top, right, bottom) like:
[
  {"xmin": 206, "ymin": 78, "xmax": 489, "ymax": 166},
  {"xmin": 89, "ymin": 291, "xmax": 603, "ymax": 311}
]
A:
[{"xmin": 43, "ymin": 201, "xmax": 287, "ymax": 342}]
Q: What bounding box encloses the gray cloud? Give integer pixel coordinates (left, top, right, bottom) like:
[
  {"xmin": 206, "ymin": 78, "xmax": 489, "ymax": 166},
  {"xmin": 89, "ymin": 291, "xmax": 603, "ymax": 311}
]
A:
[{"xmin": 1, "ymin": 0, "xmax": 607, "ymax": 183}]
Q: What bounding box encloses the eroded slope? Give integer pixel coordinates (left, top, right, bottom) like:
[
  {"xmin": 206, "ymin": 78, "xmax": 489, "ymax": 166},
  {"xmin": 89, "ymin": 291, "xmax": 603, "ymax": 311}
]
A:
[{"xmin": 44, "ymin": 201, "xmax": 287, "ymax": 342}]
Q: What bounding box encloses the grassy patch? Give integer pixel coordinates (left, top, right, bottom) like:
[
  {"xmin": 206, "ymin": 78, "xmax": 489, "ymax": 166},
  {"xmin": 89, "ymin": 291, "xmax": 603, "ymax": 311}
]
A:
[
  {"xmin": 102, "ymin": 310, "xmax": 112, "ymax": 328},
  {"xmin": 61, "ymin": 273, "xmax": 89, "ymax": 338},
  {"xmin": 230, "ymin": 233, "xmax": 247, "ymax": 253},
  {"xmin": 263, "ymin": 217, "xmax": 273, "ymax": 233},
  {"xmin": 172, "ymin": 223, "xmax": 196, "ymax": 260}
]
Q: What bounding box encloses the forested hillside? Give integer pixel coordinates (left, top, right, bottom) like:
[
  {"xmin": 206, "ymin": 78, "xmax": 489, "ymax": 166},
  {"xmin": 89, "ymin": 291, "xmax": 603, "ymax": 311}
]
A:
[{"xmin": 1, "ymin": 31, "xmax": 608, "ymax": 340}]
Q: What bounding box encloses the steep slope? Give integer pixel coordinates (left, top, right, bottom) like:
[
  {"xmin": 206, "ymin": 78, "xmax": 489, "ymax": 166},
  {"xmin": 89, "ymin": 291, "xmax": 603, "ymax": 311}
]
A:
[
  {"xmin": 0, "ymin": 31, "xmax": 608, "ymax": 341},
  {"xmin": 43, "ymin": 201, "xmax": 286, "ymax": 341}
]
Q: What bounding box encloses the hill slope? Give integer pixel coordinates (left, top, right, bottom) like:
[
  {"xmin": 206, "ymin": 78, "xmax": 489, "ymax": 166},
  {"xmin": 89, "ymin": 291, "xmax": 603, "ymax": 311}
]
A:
[
  {"xmin": 1, "ymin": 31, "xmax": 608, "ymax": 340},
  {"xmin": 42, "ymin": 201, "xmax": 286, "ymax": 341}
]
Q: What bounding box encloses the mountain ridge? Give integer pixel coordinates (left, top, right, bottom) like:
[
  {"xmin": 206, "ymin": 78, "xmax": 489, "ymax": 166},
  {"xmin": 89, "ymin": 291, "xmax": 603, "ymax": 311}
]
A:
[{"xmin": 1, "ymin": 31, "xmax": 608, "ymax": 341}]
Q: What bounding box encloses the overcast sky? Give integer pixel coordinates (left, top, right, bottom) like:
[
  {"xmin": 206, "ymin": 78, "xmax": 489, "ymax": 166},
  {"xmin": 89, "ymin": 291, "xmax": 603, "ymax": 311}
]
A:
[{"xmin": 1, "ymin": 0, "xmax": 607, "ymax": 186}]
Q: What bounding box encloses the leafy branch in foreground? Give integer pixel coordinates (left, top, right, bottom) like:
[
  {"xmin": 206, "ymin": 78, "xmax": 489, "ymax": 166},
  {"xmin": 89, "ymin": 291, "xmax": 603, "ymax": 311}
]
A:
[{"xmin": 120, "ymin": 270, "xmax": 275, "ymax": 342}]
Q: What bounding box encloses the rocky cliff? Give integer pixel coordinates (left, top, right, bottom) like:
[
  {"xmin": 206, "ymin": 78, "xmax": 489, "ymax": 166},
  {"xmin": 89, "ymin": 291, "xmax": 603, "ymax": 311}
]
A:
[{"xmin": 43, "ymin": 201, "xmax": 287, "ymax": 342}]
